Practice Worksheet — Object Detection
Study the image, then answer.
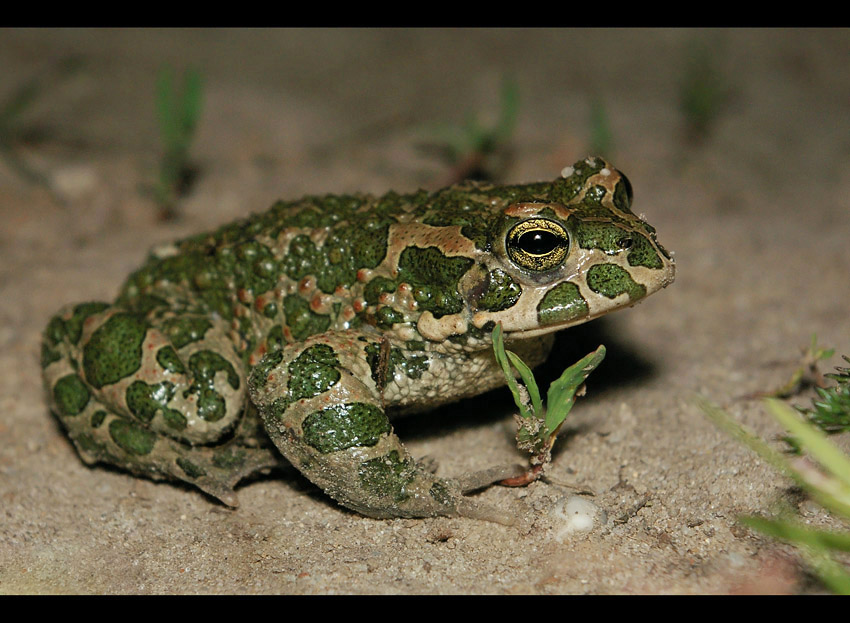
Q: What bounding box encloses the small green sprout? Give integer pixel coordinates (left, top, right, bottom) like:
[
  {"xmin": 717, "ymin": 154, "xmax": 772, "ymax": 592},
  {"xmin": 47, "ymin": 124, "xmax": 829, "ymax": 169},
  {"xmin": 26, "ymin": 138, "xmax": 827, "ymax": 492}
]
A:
[
  {"xmin": 588, "ymin": 96, "xmax": 614, "ymax": 158},
  {"xmin": 678, "ymin": 42, "xmax": 728, "ymax": 143},
  {"xmin": 492, "ymin": 322, "xmax": 605, "ymax": 485},
  {"xmin": 763, "ymin": 334, "xmax": 835, "ymax": 401},
  {"xmin": 741, "ymin": 334, "xmax": 843, "ymax": 452},
  {"xmin": 0, "ymin": 56, "xmax": 82, "ymax": 196},
  {"xmin": 0, "ymin": 74, "xmax": 49, "ymax": 188},
  {"xmin": 799, "ymin": 355, "xmax": 850, "ymax": 434},
  {"xmin": 699, "ymin": 389, "xmax": 850, "ymax": 594},
  {"xmin": 422, "ymin": 75, "xmax": 519, "ymax": 183},
  {"xmin": 154, "ymin": 66, "xmax": 204, "ymax": 220}
]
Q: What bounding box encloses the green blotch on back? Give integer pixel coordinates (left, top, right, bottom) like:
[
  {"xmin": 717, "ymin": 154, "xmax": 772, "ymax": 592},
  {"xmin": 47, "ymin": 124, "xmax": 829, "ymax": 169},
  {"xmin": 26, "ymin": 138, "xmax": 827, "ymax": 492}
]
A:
[
  {"xmin": 476, "ymin": 268, "xmax": 522, "ymax": 312},
  {"xmin": 422, "ymin": 191, "xmax": 491, "ymax": 250},
  {"xmin": 53, "ymin": 374, "xmax": 91, "ymax": 416},
  {"xmin": 108, "ymin": 418, "xmax": 157, "ymax": 456},
  {"xmin": 283, "ymin": 295, "xmax": 330, "ymax": 342},
  {"xmin": 51, "ymin": 302, "xmax": 111, "ymax": 345},
  {"xmin": 486, "ymin": 181, "xmax": 551, "ymax": 204},
  {"xmin": 250, "ymin": 350, "xmax": 284, "ymax": 390},
  {"xmin": 162, "ymin": 410, "xmax": 188, "ymax": 431},
  {"xmin": 375, "ymin": 306, "xmax": 403, "ymax": 329},
  {"xmin": 264, "ymin": 397, "xmax": 289, "ymax": 423},
  {"xmin": 120, "ymin": 252, "xmax": 231, "ymax": 321},
  {"xmin": 587, "ymin": 263, "xmax": 646, "ymax": 301},
  {"xmin": 302, "ymin": 402, "xmax": 391, "ymax": 454},
  {"xmin": 281, "ymin": 217, "xmax": 390, "ymax": 294},
  {"xmin": 156, "ymin": 346, "xmax": 185, "ymax": 374},
  {"xmin": 280, "ymin": 234, "xmax": 319, "ymax": 282},
  {"xmin": 125, "ymin": 379, "xmax": 187, "ymax": 430},
  {"xmin": 44, "ymin": 315, "xmax": 68, "ymax": 347},
  {"xmin": 398, "ymin": 246, "xmax": 474, "ymax": 318},
  {"xmin": 583, "ymin": 184, "xmax": 608, "ymax": 206},
  {"xmin": 198, "ymin": 240, "xmax": 280, "ymax": 305},
  {"xmin": 537, "ymin": 282, "xmax": 589, "ymax": 325},
  {"xmin": 41, "ymin": 342, "xmax": 61, "ymax": 369},
  {"xmin": 278, "ymin": 193, "xmax": 367, "ymax": 229},
  {"xmin": 124, "ymin": 294, "xmax": 169, "ymax": 315},
  {"xmin": 91, "ymin": 410, "xmax": 107, "ymax": 428},
  {"xmin": 287, "ymin": 344, "xmax": 340, "ymax": 402},
  {"xmin": 161, "ymin": 316, "xmax": 212, "ymax": 350},
  {"xmin": 358, "ymin": 450, "xmax": 415, "ymax": 503},
  {"xmin": 83, "ymin": 313, "xmax": 148, "ymax": 389},
  {"xmin": 66, "ymin": 303, "xmax": 111, "ymax": 344},
  {"xmin": 262, "ymin": 301, "xmax": 278, "ymax": 319},
  {"xmin": 363, "ymin": 276, "xmax": 396, "ymax": 305},
  {"xmin": 546, "ymin": 158, "xmax": 606, "ymax": 205},
  {"xmin": 185, "ymin": 350, "xmax": 240, "ymax": 422},
  {"xmin": 266, "ymin": 325, "xmax": 284, "ymax": 352},
  {"xmin": 43, "ymin": 303, "xmax": 111, "ymax": 369},
  {"xmin": 188, "ymin": 351, "xmax": 240, "ymax": 390}
]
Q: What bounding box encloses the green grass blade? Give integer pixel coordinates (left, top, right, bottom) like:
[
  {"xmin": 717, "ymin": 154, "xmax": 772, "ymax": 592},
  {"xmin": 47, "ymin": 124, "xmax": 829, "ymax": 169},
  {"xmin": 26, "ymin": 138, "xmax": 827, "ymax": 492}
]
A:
[
  {"xmin": 156, "ymin": 67, "xmax": 177, "ymax": 148},
  {"xmin": 505, "ymin": 350, "xmax": 543, "ymax": 418},
  {"xmin": 589, "ymin": 97, "xmax": 613, "ymax": 157},
  {"xmin": 766, "ymin": 399, "xmax": 850, "ymax": 491},
  {"xmin": 493, "ymin": 76, "xmax": 519, "ymax": 144},
  {"xmin": 740, "ymin": 517, "xmax": 850, "ymax": 594},
  {"xmin": 700, "ymin": 396, "xmax": 850, "ymax": 519},
  {"xmin": 697, "ymin": 397, "xmax": 793, "ymax": 477},
  {"xmin": 179, "ymin": 69, "xmax": 203, "ymax": 138},
  {"xmin": 741, "ymin": 515, "xmax": 850, "ymax": 552},
  {"xmin": 491, "ymin": 323, "xmax": 532, "ymax": 419},
  {"xmin": 805, "ymin": 546, "xmax": 850, "ymax": 595},
  {"xmin": 157, "ymin": 66, "xmax": 203, "ymax": 152},
  {"xmin": 545, "ymin": 345, "xmax": 606, "ymax": 436},
  {"xmin": 0, "ymin": 79, "xmax": 41, "ymax": 127}
]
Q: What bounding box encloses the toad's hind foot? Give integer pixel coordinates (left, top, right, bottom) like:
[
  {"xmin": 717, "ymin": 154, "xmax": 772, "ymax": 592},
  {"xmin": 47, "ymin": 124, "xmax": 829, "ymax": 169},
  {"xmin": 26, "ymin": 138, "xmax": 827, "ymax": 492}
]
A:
[{"xmin": 42, "ymin": 302, "xmax": 282, "ymax": 505}]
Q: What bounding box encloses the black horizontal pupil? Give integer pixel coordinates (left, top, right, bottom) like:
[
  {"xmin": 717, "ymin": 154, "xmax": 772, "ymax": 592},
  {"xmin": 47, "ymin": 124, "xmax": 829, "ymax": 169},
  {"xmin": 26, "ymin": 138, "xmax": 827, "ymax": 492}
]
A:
[{"xmin": 519, "ymin": 230, "xmax": 560, "ymax": 255}]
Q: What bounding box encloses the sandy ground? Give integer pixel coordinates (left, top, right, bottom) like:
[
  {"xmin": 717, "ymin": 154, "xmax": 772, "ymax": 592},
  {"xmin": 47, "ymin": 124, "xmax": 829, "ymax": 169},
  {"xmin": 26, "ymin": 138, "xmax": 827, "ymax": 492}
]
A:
[{"xmin": 2, "ymin": 28, "xmax": 850, "ymax": 594}]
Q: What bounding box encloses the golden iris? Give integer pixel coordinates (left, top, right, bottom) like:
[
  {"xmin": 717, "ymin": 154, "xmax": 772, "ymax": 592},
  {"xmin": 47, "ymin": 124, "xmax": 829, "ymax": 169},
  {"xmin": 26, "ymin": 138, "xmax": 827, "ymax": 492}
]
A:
[{"xmin": 506, "ymin": 218, "xmax": 569, "ymax": 272}]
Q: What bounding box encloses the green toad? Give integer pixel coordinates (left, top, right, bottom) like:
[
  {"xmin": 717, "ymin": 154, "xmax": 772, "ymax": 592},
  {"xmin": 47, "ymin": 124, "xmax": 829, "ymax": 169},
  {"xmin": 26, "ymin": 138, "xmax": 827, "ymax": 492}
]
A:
[{"xmin": 42, "ymin": 157, "xmax": 675, "ymax": 520}]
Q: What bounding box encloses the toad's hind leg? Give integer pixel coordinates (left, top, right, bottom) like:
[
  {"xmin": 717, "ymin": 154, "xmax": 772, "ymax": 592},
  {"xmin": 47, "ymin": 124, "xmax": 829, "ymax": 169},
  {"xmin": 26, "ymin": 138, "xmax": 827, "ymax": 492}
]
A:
[
  {"xmin": 248, "ymin": 330, "xmax": 515, "ymax": 522},
  {"xmin": 41, "ymin": 303, "xmax": 281, "ymax": 506}
]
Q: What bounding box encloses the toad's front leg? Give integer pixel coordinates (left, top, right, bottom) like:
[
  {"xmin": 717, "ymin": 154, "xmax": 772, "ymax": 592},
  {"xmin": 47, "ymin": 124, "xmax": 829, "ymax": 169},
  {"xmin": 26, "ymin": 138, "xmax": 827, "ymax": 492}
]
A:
[{"xmin": 248, "ymin": 330, "xmax": 514, "ymax": 522}]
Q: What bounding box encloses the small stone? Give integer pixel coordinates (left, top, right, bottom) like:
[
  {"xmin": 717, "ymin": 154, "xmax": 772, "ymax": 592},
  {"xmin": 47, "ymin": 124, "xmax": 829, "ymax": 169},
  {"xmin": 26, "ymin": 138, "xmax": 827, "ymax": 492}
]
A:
[{"xmin": 551, "ymin": 495, "xmax": 604, "ymax": 541}]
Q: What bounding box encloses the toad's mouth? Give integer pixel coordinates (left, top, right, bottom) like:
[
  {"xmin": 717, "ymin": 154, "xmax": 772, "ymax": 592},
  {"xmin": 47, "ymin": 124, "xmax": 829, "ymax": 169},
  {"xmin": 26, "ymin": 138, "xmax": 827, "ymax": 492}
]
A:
[
  {"xmin": 503, "ymin": 266, "xmax": 676, "ymax": 341},
  {"xmin": 502, "ymin": 310, "xmax": 610, "ymax": 340}
]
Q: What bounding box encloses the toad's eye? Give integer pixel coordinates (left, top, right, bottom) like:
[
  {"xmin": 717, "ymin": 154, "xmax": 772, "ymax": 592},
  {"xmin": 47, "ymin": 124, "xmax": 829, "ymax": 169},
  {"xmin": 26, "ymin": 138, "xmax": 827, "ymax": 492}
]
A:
[{"xmin": 506, "ymin": 218, "xmax": 569, "ymax": 271}]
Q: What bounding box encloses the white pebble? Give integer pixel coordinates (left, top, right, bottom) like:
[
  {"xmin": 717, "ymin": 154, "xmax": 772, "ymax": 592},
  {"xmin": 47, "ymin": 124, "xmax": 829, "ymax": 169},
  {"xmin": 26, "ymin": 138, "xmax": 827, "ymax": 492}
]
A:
[{"xmin": 551, "ymin": 495, "xmax": 603, "ymax": 541}]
